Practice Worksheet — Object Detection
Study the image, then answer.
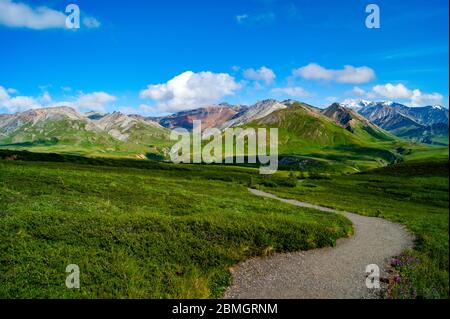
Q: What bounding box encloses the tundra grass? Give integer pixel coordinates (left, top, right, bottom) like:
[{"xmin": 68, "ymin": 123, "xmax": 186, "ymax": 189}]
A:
[
  {"xmin": 0, "ymin": 154, "xmax": 352, "ymax": 298},
  {"xmin": 259, "ymin": 159, "xmax": 449, "ymax": 299}
]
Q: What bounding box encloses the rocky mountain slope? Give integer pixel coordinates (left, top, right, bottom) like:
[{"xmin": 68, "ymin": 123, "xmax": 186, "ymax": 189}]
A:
[
  {"xmin": 242, "ymin": 101, "xmax": 402, "ymax": 172},
  {"xmin": 219, "ymin": 99, "xmax": 287, "ymax": 129},
  {"xmin": 1, "ymin": 99, "xmax": 447, "ymax": 168},
  {"xmin": 321, "ymin": 103, "xmax": 395, "ymax": 142},
  {"xmin": 149, "ymin": 103, "xmax": 246, "ymax": 130},
  {"xmin": 342, "ymin": 100, "xmax": 449, "ymax": 145},
  {"xmin": 0, "ymin": 106, "xmax": 170, "ymax": 158}
]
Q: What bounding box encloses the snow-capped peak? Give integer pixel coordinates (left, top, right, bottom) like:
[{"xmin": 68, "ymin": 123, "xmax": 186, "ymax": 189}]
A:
[
  {"xmin": 340, "ymin": 99, "xmax": 374, "ymax": 109},
  {"xmin": 381, "ymin": 100, "xmax": 394, "ymax": 106}
]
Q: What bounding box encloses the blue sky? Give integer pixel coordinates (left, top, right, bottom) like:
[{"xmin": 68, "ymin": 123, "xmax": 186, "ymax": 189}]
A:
[{"xmin": 0, "ymin": 0, "xmax": 448, "ymax": 115}]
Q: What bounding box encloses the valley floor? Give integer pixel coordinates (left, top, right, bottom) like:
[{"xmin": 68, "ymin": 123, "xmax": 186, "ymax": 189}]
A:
[
  {"xmin": 0, "ymin": 151, "xmax": 350, "ymax": 298},
  {"xmin": 0, "ymin": 150, "xmax": 448, "ymax": 299}
]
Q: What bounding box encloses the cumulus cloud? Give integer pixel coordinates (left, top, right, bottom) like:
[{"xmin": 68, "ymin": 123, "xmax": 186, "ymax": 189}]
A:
[
  {"xmin": 40, "ymin": 91, "xmax": 52, "ymax": 103},
  {"xmin": 0, "ymin": 86, "xmax": 9, "ymax": 100},
  {"xmin": 293, "ymin": 63, "xmax": 375, "ymax": 84},
  {"xmin": 0, "ymin": 0, "xmax": 100, "ymax": 30},
  {"xmin": 348, "ymin": 86, "xmax": 366, "ymax": 96},
  {"xmin": 0, "ymin": 0, "xmax": 65, "ymax": 29},
  {"xmin": 368, "ymin": 83, "xmax": 444, "ymax": 107},
  {"xmin": 370, "ymin": 83, "xmax": 411, "ymax": 99},
  {"xmin": 83, "ymin": 16, "xmax": 101, "ymax": 28},
  {"xmin": 69, "ymin": 92, "xmax": 116, "ymax": 112},
  {"xmin": 3, "ymin": 96, "xmax": 41, "ymax": 112},
  {"xmin": 0, "ymin": 85, "xmax": 116, "ymax": 113},
  {"xmin": 243, "ymin": 66, "xmax": 276, "ymax": 84},
  {"xmin": 271, "ymin": 86, "xmax": 309, "ymax": 97},
  {"xmin": 139, "ymin": 71, "xmax": 241, "ymax": 112},
  {"xmin": 0, "ymin": 85, "xmax": 42, "ymax": 112},
  {"xmin": 409, "ymin": 91, "xmax": 444, "ymax": 107}
]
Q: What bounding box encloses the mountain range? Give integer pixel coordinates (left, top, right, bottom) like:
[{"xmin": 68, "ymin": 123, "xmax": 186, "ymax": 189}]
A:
[
  {"xmin": 0, "ymin": 99, "xmax": 448, "ymax": 171},
  {"xmin": 341, "ymin": 100, "xmax": 449, "ymax": 145},
  {"xmin": 0, "ymin": 106, "xmax": 170, "ymax": 159}
]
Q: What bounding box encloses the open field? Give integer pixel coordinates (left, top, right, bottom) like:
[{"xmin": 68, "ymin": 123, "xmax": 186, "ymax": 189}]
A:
[
  {"xmin": 0, "ymin": 150, "xmax": 351, "ymax": 298},
  {"xmin": 0, "ymin": 149, "xmax": 448, "ymax": 298},
  {"xmin": 260, "ymin": 158, "xmax": 449, "ymax": 298}
]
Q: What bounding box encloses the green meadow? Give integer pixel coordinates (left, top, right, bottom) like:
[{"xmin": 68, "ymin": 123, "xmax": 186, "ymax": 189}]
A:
[
  {"xmin": 0, "ymin": 148, "xmax": 448, "ymax": 298},
  {"xmin": 260, "ymin": 157, "xmax": 449, "ymax": 298},
  {"xmin": 0, "ymin": 151, "xmax": 351, "ymax": 298}
]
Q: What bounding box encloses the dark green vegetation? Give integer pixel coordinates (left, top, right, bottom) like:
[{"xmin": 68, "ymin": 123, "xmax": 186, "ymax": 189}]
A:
[
  {"xmin": 259, "ymin": 158, "xmax": 449, "ymax": 299},
  {"xmin": 0, "ymin": 150, "xmax": 352, "ymax": 298}
]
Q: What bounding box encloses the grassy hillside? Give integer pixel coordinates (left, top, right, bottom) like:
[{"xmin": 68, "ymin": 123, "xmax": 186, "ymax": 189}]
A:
[
  {"xmin": 258, "ymin": 158, "xmax": 449, "ymax": 299},
  {"xmin": 0, "ymin": 151, "xmax": 352, "ymax": 298},
  {"xmin": 245, "ymin": 103, "xmax": 407, "ymax": 173},
  {"xmin": 0, "ymin": 118, "xmax": 171, "ymax": 160},
  {"xmin": 2, "ymin": 103, "xmax": 434, "ymax": 175}
]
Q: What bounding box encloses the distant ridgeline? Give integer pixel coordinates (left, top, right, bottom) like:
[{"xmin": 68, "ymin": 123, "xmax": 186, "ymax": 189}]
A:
[{"xmin": 0, "ymin": 99, "xmax": 448, "ymax": 173}]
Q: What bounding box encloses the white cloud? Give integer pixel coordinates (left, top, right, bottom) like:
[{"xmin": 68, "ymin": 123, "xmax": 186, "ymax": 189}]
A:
[
  {"xmin": 293, "ymin": 63, "xmax": 333, "ymax": 80},
  {"xmin": 325, "ymin": 96, "xmax": 339, "ymax": 103},
  {"xmin": 1, "ymin": 84, "xmax": 116, "ymax": 113},
  {"xmin": 409, "ymin": 91, "xmax": 443, "ymax": 107},
  {"xmin": 139, "ymin": 71, "xmax": 241, "ymax": 112},
  {"xmin": 0, "ymin": 0, "xmax": 66, "ymax": 29},
  {"xmin": 370, "ymin": 83, "xmax": 411, "ymax": 99},
  {"xmin": 40, "ymin": 91, "xmax": 52, "ymax": 103},
  {"xmin": 235, "ymin": 14, "xmax": 248, "ymax": 23},
  {"xmin": 368, "ymin": 83, "xmax": 444, "ymax": 107},
  {"xmin": 61, "ymin": 86, "xmax": 72, "ymax": 92},
  {"xmin": 0, "ymin": 86, "xmax": 9, "ymax": 100},
  {"xmin": 293, "ymin": 63, "xmax": 376, "ymax": 84},
  {"xmin": 235, "ymin": 12, "xmax": 275, "ymax": 25},
  {"xmin": 271, "ymin": 86, "xmax": 309, "ymax": 97},
  {"xmin": 243, "ymin": 66, "xmax": 276, "ymax": 84},
  {"xmin": 3, "ymin": 96, "xmax": 41, "ymax": 112},
  {"xmin": 70, "ymin": 92, "xmax": 116, "ymax": 112},
  {"xmin": 231, "ymin": 65, "xmax": 240, "ymax": 72},
  {"xmin": 0, "ymin": 0, "xmax": 100, "ymax": 30},
  {"xmin": 0, "ymin": 85, "xmax": 43, "ymax": 112},
  {"xmin": 0, "ymin": 86, "xmax": 42, "ymax": 112},
  {"xmin": 83, "ymin": 16, "xmax": 101, "ymax": 28},
  {"xmin": 348, "ymin": 86, "xmax": 366, "ymax": 96},
  {"xmin": 7, "ymin": 88, "xmax": 18, "ymax": 94}
]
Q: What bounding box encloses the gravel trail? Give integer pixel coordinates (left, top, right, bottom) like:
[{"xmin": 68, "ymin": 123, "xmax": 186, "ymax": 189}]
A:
[{"xmin": 224, "ymin": 188, "xmax": 414, "ymax": 299}]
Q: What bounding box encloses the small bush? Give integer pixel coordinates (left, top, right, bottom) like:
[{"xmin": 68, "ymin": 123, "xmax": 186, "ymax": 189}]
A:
[{"xmin": 262, "ymin": 180, "xmax": 278, "ymax": 188}]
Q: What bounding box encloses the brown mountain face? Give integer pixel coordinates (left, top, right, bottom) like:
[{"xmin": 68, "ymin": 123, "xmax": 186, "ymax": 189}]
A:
[
  {"xmin": 322, "ymin": 103, "xmax": 374, "ymax": 133},
  {"xmin": 155, "ymin": 104, "xmax": 246, "ymax": 130}
]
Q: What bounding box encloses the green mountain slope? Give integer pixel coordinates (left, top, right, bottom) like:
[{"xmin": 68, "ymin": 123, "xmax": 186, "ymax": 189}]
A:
[
  {"xmin": 244, "ymin": 102, "xmax": 406, "ymax": 173},
  {"xmin": 0, "ymin": 107, "xmax": 171, "ymax": 159}
]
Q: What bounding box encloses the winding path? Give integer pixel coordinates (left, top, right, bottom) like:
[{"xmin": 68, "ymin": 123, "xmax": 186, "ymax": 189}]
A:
[{"xmin": 224, "ymin": 188, "xmax": 414, "ymax": 299}]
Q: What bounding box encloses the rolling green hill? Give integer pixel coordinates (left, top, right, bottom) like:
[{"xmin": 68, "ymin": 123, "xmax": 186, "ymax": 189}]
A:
[
  {"xmin": 243, "ymin": 102, "xmax": 406, "ymax": 173},
  {"xmin": 0, "ymin": 107, "xmax": 171, "ymax": 159},
  {"xmin": 0, "ymin": 103, "xmax": 444, "ymax": 173}
]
